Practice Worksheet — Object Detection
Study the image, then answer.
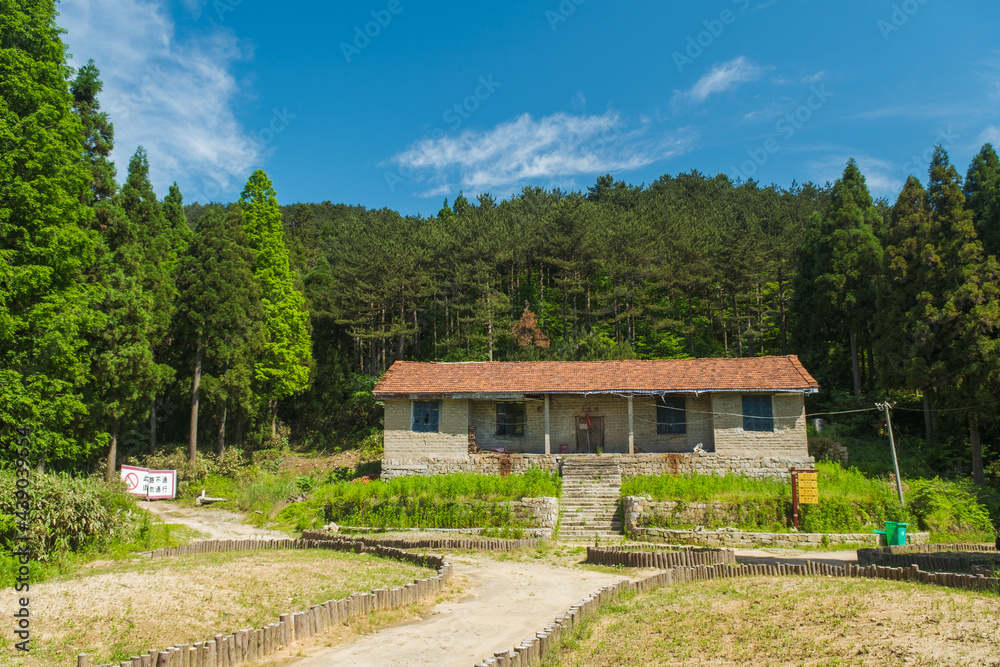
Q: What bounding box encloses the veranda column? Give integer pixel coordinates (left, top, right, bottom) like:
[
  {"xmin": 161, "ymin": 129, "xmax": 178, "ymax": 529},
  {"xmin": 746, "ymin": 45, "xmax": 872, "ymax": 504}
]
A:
[
  {"xmin": 544, "ymin": 394, "xmax": 551, "ymax": 455},
  {"xmin": 628, "ymin": 395, "xmax": 634, "ymax": 454}
]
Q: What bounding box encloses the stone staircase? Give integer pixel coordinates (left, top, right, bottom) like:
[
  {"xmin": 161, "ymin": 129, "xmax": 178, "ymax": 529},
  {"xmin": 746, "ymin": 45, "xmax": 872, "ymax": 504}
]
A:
[{"xmin": 558, "ymin": 456, "xmax": 623, "ymax": 541}]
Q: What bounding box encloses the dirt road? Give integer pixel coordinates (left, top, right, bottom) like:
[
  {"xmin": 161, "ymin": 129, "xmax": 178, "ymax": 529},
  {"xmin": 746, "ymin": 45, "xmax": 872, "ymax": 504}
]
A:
[
  {"xmin": 144, "ymin": 500, "xmax": 291, "ymax": 541},
  {"xmin": 286, "ymin": 556, "xmax": 629, "ymax": 667}
]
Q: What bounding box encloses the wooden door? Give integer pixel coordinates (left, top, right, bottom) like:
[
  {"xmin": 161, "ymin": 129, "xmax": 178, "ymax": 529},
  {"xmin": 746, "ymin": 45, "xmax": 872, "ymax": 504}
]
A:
[{"xmin": 575, "ymin": 416, "xmax": 604, "ymax": 453}]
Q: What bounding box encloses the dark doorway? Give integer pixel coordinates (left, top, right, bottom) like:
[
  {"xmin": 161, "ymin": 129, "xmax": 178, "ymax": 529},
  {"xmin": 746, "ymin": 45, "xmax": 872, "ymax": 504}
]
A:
[{"xmin": 575, "ymin": 416, "xmax": 604, "ymax": 453}]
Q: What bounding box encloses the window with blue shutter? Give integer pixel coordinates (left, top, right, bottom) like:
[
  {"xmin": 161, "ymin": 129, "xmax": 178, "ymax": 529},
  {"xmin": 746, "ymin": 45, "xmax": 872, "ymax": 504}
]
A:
[
  {"xmin": 742, "ymin": 395, "xmax": 773, "ymax": 432},
  {"xmin": 412, "ymin": 400, "xmax": 440, "ymax": 433},
  {"xmin": 656, "ymin": 397, "xmax": 686, "ymax": 434}
]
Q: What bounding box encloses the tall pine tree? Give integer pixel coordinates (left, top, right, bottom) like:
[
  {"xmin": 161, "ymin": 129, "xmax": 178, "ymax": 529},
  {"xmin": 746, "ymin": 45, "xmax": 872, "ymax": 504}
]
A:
[
  {"xmin": 877, "ymin": 149, "xmax": 1000, "ymax": 483},
  {"xmin": 791, "ymin": 159, "xmax": 882, "ymax": 396},
  {"xmin": 240, "ymin": 170, "xmax": 312, "ymax": 436},
  {"xmin": 0, "ymin": 0, "xmax": 104, "ymax": 465},
  {"xmin": 176, "ymin": 207, "xmax": 264, "ymax": 461},
  {"xmin": 964, "ymin": 143, "xmax": 1000, "ymax": 258}
]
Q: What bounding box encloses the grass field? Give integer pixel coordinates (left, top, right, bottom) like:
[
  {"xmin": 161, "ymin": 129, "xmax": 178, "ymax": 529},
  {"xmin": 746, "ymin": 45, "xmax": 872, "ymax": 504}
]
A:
[
  {"xmin": 548, "ymin": 577, "xmax": 1000, "ymax": 666},
  {"xmin": 621, "ymin": 460, "xmax": 995, "ymax": 539},
  {"xmin": 0, "ymin": 549, "xmax": 435, "ymax": 667}
]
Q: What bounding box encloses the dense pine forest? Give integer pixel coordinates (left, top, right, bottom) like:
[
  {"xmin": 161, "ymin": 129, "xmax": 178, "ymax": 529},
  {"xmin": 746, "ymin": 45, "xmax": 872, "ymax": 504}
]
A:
[{"xmin": 3, "ymin": 0, "xmax": 1000, "ymax": 493}]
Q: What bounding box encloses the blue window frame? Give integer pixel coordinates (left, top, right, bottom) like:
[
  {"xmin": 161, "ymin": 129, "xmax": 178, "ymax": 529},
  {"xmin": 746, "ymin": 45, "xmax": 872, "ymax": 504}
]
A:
[
  {"xmin": 656, "ymin": 397, "xmax": 686, "ymax": 434},
  {"xmin": 496, "ymin": 402, "xmax": 525, "ymax": 436},
  {"xmin": 742, "ymin": 395, "xmax": 773, "ymax": 432},
  {"xmin": 412, "ymin": 400, "xmax": 440, "ymax": 433}
]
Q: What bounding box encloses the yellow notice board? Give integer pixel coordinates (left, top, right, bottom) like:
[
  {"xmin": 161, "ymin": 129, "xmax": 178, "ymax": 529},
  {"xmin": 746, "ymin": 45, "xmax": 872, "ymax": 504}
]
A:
[{"xmin": 797, "ymin": 471, "xmax": 819, "ymax": 504}]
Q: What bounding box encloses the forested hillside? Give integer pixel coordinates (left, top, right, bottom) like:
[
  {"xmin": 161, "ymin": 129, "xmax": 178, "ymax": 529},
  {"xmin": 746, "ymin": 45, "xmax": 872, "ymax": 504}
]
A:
[{"xmin": 2, "ymin": 0, "xmax": 999, "ymax": 490}]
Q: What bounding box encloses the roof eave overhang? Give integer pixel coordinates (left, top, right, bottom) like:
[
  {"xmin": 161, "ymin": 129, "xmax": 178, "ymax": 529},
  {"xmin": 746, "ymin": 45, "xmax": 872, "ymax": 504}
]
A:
[{"xmin": 374, "ymin": 387, "xmax": 819, "ymax": 399}]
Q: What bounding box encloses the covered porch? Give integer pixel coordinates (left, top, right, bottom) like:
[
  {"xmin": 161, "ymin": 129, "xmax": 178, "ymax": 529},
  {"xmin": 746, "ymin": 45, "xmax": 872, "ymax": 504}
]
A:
[{"xmin": 467, "ymin": 392, "xmax": 714, "ymax": 456}]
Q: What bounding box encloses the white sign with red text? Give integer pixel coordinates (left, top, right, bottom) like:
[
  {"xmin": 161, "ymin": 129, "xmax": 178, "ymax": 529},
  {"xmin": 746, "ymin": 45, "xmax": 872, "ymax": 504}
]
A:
[{"xmin": 120, "ymin": 465, "xmax": 176, "ymax": 500}]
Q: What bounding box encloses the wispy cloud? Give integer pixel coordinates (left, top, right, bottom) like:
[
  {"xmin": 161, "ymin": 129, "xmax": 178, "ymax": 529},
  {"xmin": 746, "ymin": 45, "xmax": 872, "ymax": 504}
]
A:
[
  {"xmin": 978, "ymin": 126, "xmax": 1000, "ymax": 145},
  {"xmin": 388, "ymin": 111, "xmax": 697, "ymax": 196},
  {"xmin": 60, "ymin": 0, "xmax": 259, "ymax": 202},
  {"xmin": 980, "ymin": 52, "xmax": 1000, "ymax": 102},
  {"xmin": 674, "ymin": 56, "xmax": 765, "ymax": 105},
  {"xmin": 808, "ymin": 154, "xmax": 903, "ymax": 198}
]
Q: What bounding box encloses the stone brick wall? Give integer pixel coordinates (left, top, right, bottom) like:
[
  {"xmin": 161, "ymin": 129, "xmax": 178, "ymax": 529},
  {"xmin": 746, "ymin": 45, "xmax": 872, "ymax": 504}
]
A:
[
  {"xmin": 613, "ymin": 453, "xmax": 814, "ymax": 480},
  {"xmin": 623, "ymin": 498, "xmax": 745, "ymax": 531},
  {"xmin": 383, "ymin": 398, "xmax": 470, "ymax": 462},
  {"xmin": 470, "ymin": 398, "xmax": 547, "ymax": 453},
  {"xmin": 635, "ymin": 526, "xmax": 869, "ymax": 548},
  {"xmin": 382, "ymin": 452, "xmax": 812, "ymax": 480},
  {"xmin": 712, "ymin": 393, "xmax": 808, "ymax": 456},
  {"xmin": 633, "ymin": 526, "xmax": 930, "ymax": 548},
  {"xmin": 382, "ymin": 453, "xmax": 564, "ymax": 479},
  {"xmin": 634, "ymin": 394, "xmax": 715, "ymax": 453},
  {"xmin": 504, "ymin": 497, "xmax": 559, "ymax": 537}
]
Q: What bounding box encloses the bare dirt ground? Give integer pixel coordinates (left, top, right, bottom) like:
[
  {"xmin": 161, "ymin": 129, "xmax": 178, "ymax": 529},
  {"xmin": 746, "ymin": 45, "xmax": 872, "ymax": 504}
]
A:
[
  {"xmin": 143, "ymin": 500, "xmax": 291, "ymax": 541},
  {"xmin": 282, "ymin": 556, "xmax": 630, "ymax": 667},
  {"xmin": 131, "ymin": 505, "xmax": 993, "ymax": 667},
  {"xmin": 555, "ymin": 576, "xmax": 1000, "ymax": 666},
  {"xmin": 8, "ymin": 548, "xmax": 432, "ymax": 667}
]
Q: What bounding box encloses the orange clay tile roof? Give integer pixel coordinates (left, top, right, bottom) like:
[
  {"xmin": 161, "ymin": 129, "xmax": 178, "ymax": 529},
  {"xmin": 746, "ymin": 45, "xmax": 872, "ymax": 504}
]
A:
[{"xmin": 372, "ymin": 356, "xmax": 818, "ymax": 397}]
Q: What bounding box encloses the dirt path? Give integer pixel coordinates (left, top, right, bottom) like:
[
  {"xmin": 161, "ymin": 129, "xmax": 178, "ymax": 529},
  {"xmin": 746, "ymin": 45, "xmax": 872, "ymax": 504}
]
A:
[
  {"xmin": 286, "ymin": 556, "xmax": 630, "ymax": 667},
  {"xmin": 143, "ymin": 500, "xmax": 291, "ymax": 541},
  {"xmin": 141, "ymin": 503, "xmax": 869, "ymax": 665}
]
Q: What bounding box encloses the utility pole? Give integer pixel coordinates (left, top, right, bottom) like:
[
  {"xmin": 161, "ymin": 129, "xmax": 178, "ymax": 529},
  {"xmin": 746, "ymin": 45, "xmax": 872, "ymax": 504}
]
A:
[{"xmin": 877, "ymin": 401, "xmax": 905, "ymax": 506}]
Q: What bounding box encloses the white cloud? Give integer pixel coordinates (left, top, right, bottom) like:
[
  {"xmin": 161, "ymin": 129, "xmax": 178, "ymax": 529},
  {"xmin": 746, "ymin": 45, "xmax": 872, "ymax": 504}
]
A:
[
  {"xmin": 387, "ymin": 111, "xmax": 698, "ymax": 197},
  {"xmin": 808, "ymin": 155, "xmax": 903, "ymax": 198},
  {"xmin": 978, "ymin": 126, "xmax": 1000, "ymax": 145},
  {"xmin": 60, "ymin": 0, "xmax": 260, "ymax": 203},
  {"xmin": 674, "ymin": 56, "xmax": 764, "ymax": 105},
  {"xmin": 981, "ymin": 52, "xmax": 1000, "ymax": 102}
]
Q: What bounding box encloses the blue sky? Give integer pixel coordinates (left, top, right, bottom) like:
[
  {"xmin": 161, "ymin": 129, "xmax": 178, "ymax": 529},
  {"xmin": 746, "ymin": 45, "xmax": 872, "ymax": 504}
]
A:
[{"xmin": 60, "ymin": 0, "xmax": 1000, "ymax": 216}]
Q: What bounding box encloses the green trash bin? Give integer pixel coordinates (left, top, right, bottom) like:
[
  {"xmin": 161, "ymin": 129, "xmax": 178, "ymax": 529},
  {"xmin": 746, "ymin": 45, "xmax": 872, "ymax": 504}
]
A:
[{"xmin": 884, "ymin": 521, "xmax": 908, "ymax": 546}]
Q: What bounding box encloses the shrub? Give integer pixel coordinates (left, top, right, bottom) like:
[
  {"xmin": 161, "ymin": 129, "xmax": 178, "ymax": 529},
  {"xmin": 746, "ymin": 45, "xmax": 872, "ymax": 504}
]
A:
[
  {"xmin": 126, "ymin": 447, "xmax": 252, "ymax": 491},
  {"xmin": 0, "ymin": 471, "xmax": 137, "ymax": 561},
  {"xmin": 907, "ymin": 478, "xmax": 995, "ymax": 539}
]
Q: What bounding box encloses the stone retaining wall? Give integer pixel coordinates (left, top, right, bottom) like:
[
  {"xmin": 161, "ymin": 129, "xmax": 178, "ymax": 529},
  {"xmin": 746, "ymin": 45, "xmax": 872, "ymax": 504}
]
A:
[
  {"xmin": 301, "ymin": 530, "xmax": 542, "ymax": 551},
  {"xmin": 623, "ymin": 497, "xmax": 746, "ymax": 531},
  {"xmin": 475, "ymin": 558, "xmax": 1000, "ymax": 666},
  {"xmin": 383, "ymin": 452, "xmax": 814, "ymax": 481},
  {"xmin": 623, "ymin": 496, "xmax": 931, "ymax": 547},
  {"xmin": 504, "ymin": 497, "xmax": 559, "ymax": 537},
  {"xmin": 633, "ymin": 526, "xmax": 930, "ymax": 549},
  {"xmin": 76, "ymin": 537, "xmax": 452, "ymax": 667}
]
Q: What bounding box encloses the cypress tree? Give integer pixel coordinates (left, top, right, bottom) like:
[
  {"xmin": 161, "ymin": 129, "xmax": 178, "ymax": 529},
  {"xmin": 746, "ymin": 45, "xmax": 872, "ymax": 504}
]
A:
[
  {"xmin": 791, "ymin": 159, "xmax": 882, "ymax": 395},
  {"xmin": 964, "ymin": 143, "xmax": 1000, "ymax": 258},
  {"xmin": 176, "ymin": 207, "xmax": 263, "ymax": 461},
  {"xmin": 0, "ymin": 0, "xmax": 104, "ymax": 465},
  {"xmin": 70, "ymin": 58, "xmax": 116, "ymax": 205},
  {"xmin": 877, "ymin": 149, "xmax": 1000, "ymax": 483},
  {"xmin": 240, "ymin": 170, "xmax": 312, "ymax": 436}
]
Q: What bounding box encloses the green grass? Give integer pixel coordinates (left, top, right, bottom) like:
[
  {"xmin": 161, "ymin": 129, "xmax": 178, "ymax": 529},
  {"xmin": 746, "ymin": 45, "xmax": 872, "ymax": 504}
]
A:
[
  {"xmin": 622, "ymin": 461, "xmax": 995, "ymax": 539},
  {"xmin": 544, "ymin": 576, "xmax": 1000, "ymax": 666},
  {"xmin": 194, "ymin": 472, "xmax": 299, "ymax": 525},
  {"xmin": 0, "ymin": 518, "xmax": 206, "ymax": 588},
  {"xmin": 277, "ymin": 469, "xmax": 561, "ymax": 532}
]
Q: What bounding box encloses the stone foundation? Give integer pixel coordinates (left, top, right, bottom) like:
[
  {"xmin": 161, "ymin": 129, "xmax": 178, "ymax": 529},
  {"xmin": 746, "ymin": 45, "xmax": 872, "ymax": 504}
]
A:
[
  {"xmin": 504, "ymin": 497, "xmax": 559, "ymax": 538},
  {"xmin": 633, "ymin": 526, "xmax": 930, "ymax": 548},
  {"xmin": 382, "ymin": 452, "xmax": 814, "ymax": 480}
]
